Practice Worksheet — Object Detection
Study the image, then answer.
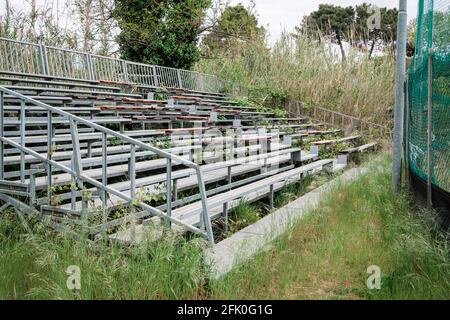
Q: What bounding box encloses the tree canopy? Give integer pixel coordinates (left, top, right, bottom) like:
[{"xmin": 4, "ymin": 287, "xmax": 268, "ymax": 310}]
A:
[
  {"xmin": 201, "ymin": 3, "xmax": 265, "ymax": 57},
  {"xmin": 297, "ymin": 3, "xmax": 398, "ymax": 60},
  {"xmin": 114, "ymin": 0, "xmax": 211, "ymax": 69}
]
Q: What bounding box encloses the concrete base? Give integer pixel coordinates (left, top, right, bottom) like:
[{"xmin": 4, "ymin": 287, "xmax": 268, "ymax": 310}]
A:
[{"xmin": 205, "ymin": 166, "xmax": 369, "ymax": 279}]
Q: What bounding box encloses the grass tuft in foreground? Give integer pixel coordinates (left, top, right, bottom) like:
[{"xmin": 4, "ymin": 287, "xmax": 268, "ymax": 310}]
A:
[
  {"xmin": 0, "ymin": 153, "xmax": 448, "ymax": 299},
  {"xmin": 208, "ymin": 154, "xmax": 450, "ymax": 299}
]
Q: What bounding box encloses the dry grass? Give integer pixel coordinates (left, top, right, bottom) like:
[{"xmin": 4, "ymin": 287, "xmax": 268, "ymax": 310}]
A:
[{"xmin": 196, "ymin": 33, "xmax": 395, "ymax": 124}]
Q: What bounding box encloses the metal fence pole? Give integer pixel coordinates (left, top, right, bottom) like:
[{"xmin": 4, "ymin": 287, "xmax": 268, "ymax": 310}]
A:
[
  {"xmin": 404, "ymin": 75, "xmax": 410, "ymax": 188},
  {"xmin": 392, "ymin": 0, "xmax": 408, "ymax": 193},
  {"xmin": 427, "ymin": 48, "xmax": 434, "ymax": 207}
]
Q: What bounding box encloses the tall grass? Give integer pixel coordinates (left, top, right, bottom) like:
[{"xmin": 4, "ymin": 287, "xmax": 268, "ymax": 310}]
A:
[
  {"xmin": 1, "ymin": 154, "xmax": 448, "ymax": 299},
  {"xmin": 208, "ymin": 154, "xmax": 450, "ymax": 299},
  {"xmin": 0, "ymin": 213, "xmax": 209, "ymax": 299},
  {"xmin": 195, "ymin": 33, "xmax": 395, "ymax": 124}
]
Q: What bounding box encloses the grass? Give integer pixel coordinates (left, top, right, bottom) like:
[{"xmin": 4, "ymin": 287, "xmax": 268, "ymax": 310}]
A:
[
  {"xmin": 0, "ymin": 153, "xmax": 449, "ymax": 299},
  {"xmin": 195, "ymin": 32, "xmax": 395, "ymax": 124},
  {"xmin": 208, "ymin": 154, "xmax": 450, "ymax": 299}
]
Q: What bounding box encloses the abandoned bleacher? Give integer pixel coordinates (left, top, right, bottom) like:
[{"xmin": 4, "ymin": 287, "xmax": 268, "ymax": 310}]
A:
[{"xmin": 0, "ymin": 37, "xmax": 378, "ymax": 245}]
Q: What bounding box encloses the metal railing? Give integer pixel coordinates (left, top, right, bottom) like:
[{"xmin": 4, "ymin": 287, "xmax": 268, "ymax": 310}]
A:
[
  {"xmin": 0, "ymin": 86, "xmax": 215, "ymax": 244},
  {"xmin": 0, "ymin": 37, "xmax": 237, "ymax": 95},
  {"xmin": 301, "ymin": 104, "xmax": 392, "ymax": 138}
]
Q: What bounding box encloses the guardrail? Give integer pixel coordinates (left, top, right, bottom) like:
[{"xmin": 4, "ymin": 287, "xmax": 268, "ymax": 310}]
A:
[
  {"xmin": 0, "ymin": 37, "xmax": 241, "ymax": 95},
  {"xmin": 0, "ymin": 85, "xmax": 215, "ymax": 244},
  {"xmin": 298, "ymin": 104, "xmax": 392, "ymax": 138}
]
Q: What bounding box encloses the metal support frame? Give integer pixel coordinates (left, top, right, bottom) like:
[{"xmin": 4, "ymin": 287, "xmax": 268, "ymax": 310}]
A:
[
  {"xmin": 19, "ymin": 101, "xmax": 26, "ymax": 182},
  {"xmin": 392, "ymin": 0, "xmax": 408, "ymax": 193},
  {"xmin": 0, "ymin": 91, "xmax": 4, "ymax": 179},
  {"xmin": 0, "ymin": 36, "xmax": 232, "ymax": 95},
  {"xmin": 0, "ymin": 86, "xmax": 215, "ymax": 245}
]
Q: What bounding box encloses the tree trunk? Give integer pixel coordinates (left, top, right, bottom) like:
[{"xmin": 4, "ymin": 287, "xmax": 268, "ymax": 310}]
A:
[
  {"xmin": 369, "ymin": 38, "xmax": 376, "ymax": 59},
  {"xmin": 336, "ymin": 31, "xmax": 346, "ymax": 63}
]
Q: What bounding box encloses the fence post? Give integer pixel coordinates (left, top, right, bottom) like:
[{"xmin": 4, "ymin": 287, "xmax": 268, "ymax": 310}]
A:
[
  {"xmin": 427, "ymin": 48, "xmax": 434, "ymax": 207},
  {"xmin": 404, "ymin": 75, "xmax": 410, "ymax": 188},
  {"xmin": 392, "ymin": 0, "xmax": 408, "ymax": 193},
  {"xmin": 86, "ymin": 54, "xmax": 94, "ymax": 81},
  {"xmin": 122, "ymin": 61, "xmax": 129, "ymax": 83},
  {"xmin": 153, "ymin": 66, "xmax": 159, "ymax": 87},
  {"xmin": 39, "ymin": 44, "xmax": 49, "ymax": 75},
  {"xmin": 177, "ymin": 69, "xmax": 183, "ymax": 89}
]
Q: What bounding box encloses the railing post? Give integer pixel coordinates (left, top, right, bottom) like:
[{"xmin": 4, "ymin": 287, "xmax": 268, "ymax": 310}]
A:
[
  {"xmin": 47, "ymin": 111, "xmax": 53, "ymax": 202},
  {"xmin": 20, "ymin": 101, "xmax": 26, "ymax": 183},
  {"xmin": 122, "ymin": 61, "xmax": 129, "ymax": 83},
  {"xmin": 39, "ymin": 44, "xmax": 49, "ymax": 75},
  {"xmin": 69, "ymin": 119, "xmax": 87, "ymax": 217},
  {"xmin": 129, "ymin": 144, "xmax": 136, "ymax": 241},
  {"xmin": 177, "ymin": 69, "xmax": 183, "ymax": 89},
  {"xmin": 102, "ymin": 132, "xmax": 108, "ymax": 235},
  {"xmin": 0, "ymin": 91, "xmax": 4, "ymax": 179},
  {"xmin": 86, "ymin": 53, "xmax": 94, "ymax": 81},
  {"xmin": 153, "ymin": 66, "xmax": 159, "ymax": 87},
  {"xmin": 196, "ymin": 167, "xmax": 214, "ymax": 245},
  {"xmin": 166, "ymin": 158, "xmax": 172, "ymax": 226}
]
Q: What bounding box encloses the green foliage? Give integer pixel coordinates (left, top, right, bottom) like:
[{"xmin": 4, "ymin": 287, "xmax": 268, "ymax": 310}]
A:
[
  {"xmin": 299, "ymin": 3, "xmax": 398, "ymax": 44},
  {"xmin": 227, "ymin": 199, "xmax": 261, "ymax": 235},
  {"xmin": 114, "ymin": 0, "xmax": 211, "ymax": 69},
  {"xmin": 202, "ymin": 4, "xmax": 265, "ymax": 57},
  {"xmin": 210, "ymin": 154, "xmax": 450, "ymax": 299},
  {"xmin": 196, "ymin": 31, "xmax": 395, "ymax": 123}
]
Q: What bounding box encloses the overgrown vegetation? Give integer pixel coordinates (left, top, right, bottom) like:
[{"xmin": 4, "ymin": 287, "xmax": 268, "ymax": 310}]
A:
[
  {"xmin": 196, "ymin": 31, "xmax": 396, "ymax": 124},
  {"xmin": 1, "ymin": 154, "xmax": 448, "ymax": 299},
  {"xmin": 210, "ymin": 154, "xmax": 450, "ymax": 299}
]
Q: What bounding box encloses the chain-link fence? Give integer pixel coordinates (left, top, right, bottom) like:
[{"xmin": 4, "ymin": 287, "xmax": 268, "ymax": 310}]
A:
[{"xmin": 407, "ymin": 0, "xmax": 449, "ymax": 213}]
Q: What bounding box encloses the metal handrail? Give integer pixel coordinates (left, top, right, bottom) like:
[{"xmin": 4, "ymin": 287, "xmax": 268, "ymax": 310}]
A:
[
  {"xmin": 0, "ymin": 86, "xmax": 214, "ymax": 244},
  {"xmin": 0, "ymin": 37, "xmax": 229, "ymax": 95},
  {"xmin": 301, "ymin": 104, "xmax": 392, "ymax": 138}
]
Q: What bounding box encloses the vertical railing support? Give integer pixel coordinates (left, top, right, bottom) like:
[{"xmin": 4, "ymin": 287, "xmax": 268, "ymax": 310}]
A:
[
  {"xmin": 102, "ymin": 132, "xmax": 108, "ymax": 235},
  {"xmin": 39, "ymin": 44, "xmax": 49, "ymax": 75},
  {"xmin": 46, "ymin": 111, "xmax": 53, "ymax": 202},
  {"xmin": 19, "ymin": 101, "xmax": 26, "ymax": 183},
  {"xmin": 69, "ymin": 119, "xmax": 87, "ymax": 217},
  {"xmin": 129, "ymin": 144, "xmax": 136, "ymax": 241},
  {"xmin": 0, "ymin": 91, "xmax": 4, "ymax": 179},
  {"xmin": 86, "ymin": 54, "xmax": 94, "ymax": 81},
  {"xmin": 222, "ymin": 202, "xmax": 228, "ymax": 233},
  {"xmin": 166, "ymin": 158, "xmax": 172, "ymax": 226},
  {"xmin": 153, "ymin": 66, "xmax": 159, "ymax": 87},
  {"xmin": 122, "ymin": 61, "xmax": 129, "ymax": 83},
  {"xmin": 177, "ymin": 69, "xmax": 183, "ymax": 89},
  {"xmin": 196, "ymin": 167, "xmax": 214, "ymax": 245}
]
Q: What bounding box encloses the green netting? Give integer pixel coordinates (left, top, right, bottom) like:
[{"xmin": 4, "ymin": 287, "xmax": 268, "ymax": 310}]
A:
[{"xmin": 408, "ymin": 0, "xmax": 450, "ymax": 192}]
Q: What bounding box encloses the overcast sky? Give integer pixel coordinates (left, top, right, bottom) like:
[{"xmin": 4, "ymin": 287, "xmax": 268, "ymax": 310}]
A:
[
  {"xmin": 2, "ymin": 0, "xmax": 419, "ymax": 45},
  {"xmin": 230, "ymin": 0, "xmax": 419, "ymax": 44}
]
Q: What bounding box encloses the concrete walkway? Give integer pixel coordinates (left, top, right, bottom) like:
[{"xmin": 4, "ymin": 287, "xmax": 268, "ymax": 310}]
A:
[{"xmin": 205, "ymin": 166, "xmax": 369, "ymax": 279}]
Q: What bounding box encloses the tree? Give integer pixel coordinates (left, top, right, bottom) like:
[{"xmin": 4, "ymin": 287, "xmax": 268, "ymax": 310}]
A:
[
  {"xmin": 297, "ymin": 3, "xmax": 398, "ymax": 61},
  {"xmin": 354, "ymin": 3, "xmax": 398, "ymax": 58},
  {"xmin": 300, "ymin": 4, "xmax": 355, "ymax": 62},
  {"xmin": 202, "ymin": 3, "xmax": 265, "ymax": 57},
  {"xmin": 114, "ymin": 0, "xmax": 211, "ymax": 69}
]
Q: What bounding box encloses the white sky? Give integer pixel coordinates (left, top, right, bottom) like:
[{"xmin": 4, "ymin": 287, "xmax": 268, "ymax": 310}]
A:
[
  {"xmin": 2, "ymin": 0, "xmax": 419, "ymax": 45},
  {"xmin": 230, "ymin": 0, "xmax": 419, "ymax": 44}
]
